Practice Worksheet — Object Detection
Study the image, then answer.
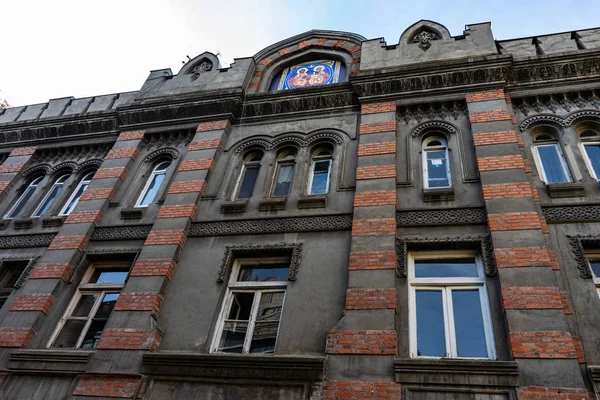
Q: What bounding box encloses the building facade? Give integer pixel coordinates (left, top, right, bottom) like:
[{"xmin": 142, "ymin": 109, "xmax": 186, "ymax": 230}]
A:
[{"xmin": 0, "ymin": 19, "xmax": 600, "ymax": 399}]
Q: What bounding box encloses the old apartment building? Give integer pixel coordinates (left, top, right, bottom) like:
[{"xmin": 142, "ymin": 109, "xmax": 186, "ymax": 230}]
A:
[{"xmin": 0, "ymin": 19, "xmax": 600, "ymax": 399}]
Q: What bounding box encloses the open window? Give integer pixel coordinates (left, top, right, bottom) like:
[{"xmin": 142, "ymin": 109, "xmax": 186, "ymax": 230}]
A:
[
  {"xmin": 532, "ymin": 133, "xmax": 572, "ymax": 184},
  {"xmin": 422, "ymin": 136, "xmax": 451, "ymax": 188},
  {"xmin": 31, "ymin": 173, "xmax": 71, "ymax": 218},
  {"xmin": 59, "ymin": 171, "xmax": 95, "ymax": 216},
  {"xmin": 0, "ymin": 260, "xmax": 28, "ymax": 309},
  {"xmin": 136, "ymin": 160, "xmax": 172, "ymax": 207},
  {"xmin": 271, "ymin": 148, "xmax": 296, "ymax": 197},
  {"xmin": 233, "ymin": 151, "xmax": 263, "ymax": 199},
  {"xmin": 586, "ymin": 252, "xmax": 600, "ymax": 299},
  {"xmin": 579, "ymin": 129, "xmax": 600, "ymax": 181},
  {"xmin": 4, "ymin": 176, "xmax": 43, "ymax": 220},
  {"xmin": 307, "ymin": 145, "xmax": 333, "ymax": 195}
]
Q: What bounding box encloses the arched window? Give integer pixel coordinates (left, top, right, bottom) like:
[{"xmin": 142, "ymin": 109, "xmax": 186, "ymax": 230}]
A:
[
  {"xmin": 272, "ymin": 149, "xmax": 296, "ymax": 197},
  {"xmin": 422, "ymin": 136, "xmax": 451, "ymax": 188},
  {"xmin": 308, "ymin": 145, "xmax": 333, "ymax": 195},
  {"xmin": 4, "ymin": 176, "xmax": 43, "ymax": 219},
  {"xmin": 234, "ymin": 151, "xmax": 263, "ymax": 199},
  {"xmin": 532, "ymin": 133, "xmax": 572, "ymax": 184},
  {"xmin": 60, "ymin": 171, "xmax": 95, "ymax": 216},
  {"xmin": 579, "ymin": 130, "xmax": 600, "ymax": 181},
  {"xmin": 32, "ymin": 173, "xmax": 71, "ymax": 217},
  {"xmin": 135, "ymin": 160, "xmax": 171, "ymax": 207}
]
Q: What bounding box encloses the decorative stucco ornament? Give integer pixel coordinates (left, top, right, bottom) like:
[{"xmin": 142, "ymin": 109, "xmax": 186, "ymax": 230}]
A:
[
  {"xmin": 413, "ymin": 31, "xmax": 437, "ymax": 50},
  {"xmin": 191, "ymin": 61, "xmax": 213, "ymax": 75}
]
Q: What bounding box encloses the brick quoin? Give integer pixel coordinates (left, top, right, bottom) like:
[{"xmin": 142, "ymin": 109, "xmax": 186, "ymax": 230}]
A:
[
  {"xmin": 258, "ymin": 58, "xmax": 273, "ymax": 66},
  {"xmin": 196, "ymin": 120, "xmax": 230, "ymax": 132},
  {"xmin": 465, "ymin": 89, "xmax": 505, "ymax": 103},
  {"xmin": 473, "ymin": 130, "xmax": 518, "ymax": 146},
  {"xmin": 326, "ymin": 330, "xmax": 396, "ymax": 355},
  {"xmin": 157, "ymin": 204, "xmax": 197, "ymax": 219},
  {"xmin": 0, "ymin": 181, "xmax": 13, "ymax": 193},
  {"xmin": 482, "ymin": 182, "xmax": 532, "ymax": 200},
  {"xmin": 9, "ymin": 293, "xmax": 56, "ymax": 314},
  {"xmin": 9, "ymin": 146, "xmax": 37, "ymax": 156},
  {"xmin": 64, "ymin": 210, "xmax": 103, "ymax": 224},
  {"xmin": 0, "ymin": 163, "xmax": 24, "ymax": 174},
  {"xmin": 561, "ymin": 292, "xmax": 573, "ymax": 315},
  {"xmin": 348, "ymin": 44, "xmax": 361, "ymax": 53},
  {"xmin": 323, "ymin": 381, "xmax": 402, "ymax": 400},
  {"xmin": 469, "ymin": 109, "xmax": 512, "ymax": 123},
  {"xmin": 80, "ymin": 187, "xmax": 116, "ymax": 202},
  {"xmin": 115, "ymin": 292, "xmax": 163, "ymax": 313},
  {"xmin": 510, "ymin": 331, "xmax": 578, "ymax": 359},
  {"xmin": 30, "ymin": 262, "xmax": 73, "ymax": 281},
  {"xmin": 253, "ymin": 70, "xmax": 264, "ymax": 78},
  {"xmin": 97, "ymin": 328, "xmax": 161, "ymax": 350},
  {"xmin": 488, "ymin": 212, "xmax": 542, "ymax": 231},
  {"xmin": 353, "ymin": 190, "xmax": 396, "ymax": 207},
  {"xmin": 117, "ymin": 131, "xmax": 145, "ymax": 141},
  {"xmin": 94, "ymin": 167, "xmax": 127, "ymax": 180},
  {"xmin": 188, "ymin": 138, "xmax": 223, "ymax": 152},
  {"xmin": 279, "ymin": 48, "xmax": 291, "ymax": 56},
  {"xmin": 178, "ymin": 159, "xmax": 215, "ymax": 172},
  {"xmin": 356, "ymin": 165, "xmax": 396, "ymax": 180},
  {"xmin": 130, "ymin": 258, "xmax": 176, "ymax": 280},
  {"xmin": 352, "ymin": 218, "xmax": 396, "ymax": 236},
  {"xmin": 517, "ymin": 387, "xmax": 592, "ymax": 400},
  {"xmin": 104, "ymin": 148, "xmax": 139, "ymax": 160},
  {"xmin": 359, "ymin": 121, "xmax": 396, "ymax": 135},
  {"xmin": 314, "ymin": 38, "xmax": 328, "ymax": 46},
  {"xmin": 358, "ymin": 142, "xmax": 396, "ymax": 157},
  {"xmin": 494, "ymin": 247, "xmax": 552, "ymax": 267},
  {"xmin": 73, "ymin": 376, "xmax": 141, "ymax": 398},
  {"xmin": 477, "ymin": 155, "xmax": 525, "ymax": 171},
  {"xmin": 144, "ymin": 230, "xmax": 186, "ymax": 248},
  {"xmin": 501, "ymin": 287, "xmax": 563, "ymax": 310},
  {"xmin": 0, "ymin": 327, "xmax": 35, "ymax": 348},
  {"xmin": 48, "ymin": 235, "xmax": 88, "ymax": 252},
  {"xmin": 168, "ymin": 180, "xmax": 207, "ymax": 194},
  {"xmin": 333, "ymin": 39, "xmax": 346, "ymax": 48},
  {"xmin": 298, "ymin": 40, "xmax": 310, "ymax": 49},
  {"xmin": 574, "ymin": 336, "xmax": 585, "ymax": 364},
  {"xmin": 361, "ymin": 102, "xmax": 396, "ymax": 115},
  {"xmin": 346, "ymin": 288, "xmax": 396, "ymax": 310},
  {"xmin": 349, "ymin": 251, "xmax": 396, "ymax": 270}
]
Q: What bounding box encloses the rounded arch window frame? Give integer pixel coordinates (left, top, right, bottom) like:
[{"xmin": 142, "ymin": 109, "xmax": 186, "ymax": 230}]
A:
[
  {"xmin": 58, "ymin": 169, "xmax": 97, "ymax": 216},
  {"xmin": 421, "ymin": 134, "xmax": 452, "ymax": 189},
  {"xmin": 135, "ymin": 158, "xmax": 174, "ymax": 208},
  {"xmin": 574, "ymin": 119, "xmax": 600, "ymax": 181},
  {"xmin": 528, "ymin": 123, "xmax": 574, "ymax": 184},
  {"xmin": 4, "ymin": 175, "xmax": 45, "ymax": 220},
  {"xmin": 30, "ymin": 171, "xmax": 73, "ymax": 218},
  {"xmin": 307, "ymin": 142, "xmax": 335, "ymax": 195},
  {"xmin": 270, "ymin": 146, "xmax": 299, "ymax": 197},
  {"xmin": 231, "ymin": 148, "xmax": 265, "ymax": 200}
]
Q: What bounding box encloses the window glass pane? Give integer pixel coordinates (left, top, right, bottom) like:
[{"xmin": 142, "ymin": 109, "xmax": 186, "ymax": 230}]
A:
[
  {"xmin": 62, "ymin": 182, "xmax": 89, "ymax": 215},
  {"xmin": 52, "ymin": 319, "xmax": 87, "ymax": 348},
  {"xmin": 227, "ymin": 292, "xmax": 255, "ymax": 320},
  {"xmin": 218, "ymin": 321, "xmax": 248, "ymax": 353},
  {"xmin": 416, "ymin": 290, "xmax": 446, "ymax": 357},
  {"xmin": 415, "ymin": 258, "xmax": 478, "ymax": 278},
  {"xmin": 80, "ymin": 319, "xmax": 106, "ymax": 349},
  {"xmin": 250, "ymin": 291, "xmax": 284, "ymax": 353},
  {"xmin": 538, "ymin": 145, "xmax": 570, "ymax": 183},
  {"xmin": 94, "ymin": 293, "xmax": 119, "ymax": 319},
  {"xmin": 33, "ymin": 185, "xmax": 63, "ymax": 217},
  {"xmin": 89, "ymin": 270, "xmax": 128, "ymax": 284},
  {"xmin": 589, "ymin": 259, "xmax": 600, "ymax": 278},
  {"xmin": 273, "ymin": 164, "xmax": 294, "ymax": 196},
  {"xmin": 7, "ymin": 186, "xmax": 36, "ymax": 218},
  {"xmin": 452, "ymin": 290, "xmax": 488, "ymax": 358},
  {"xmin": 238, "ymin": 166, "xmax": 259, "ymax": 199},
  {"xmin": 71, "ymin": 294, "xmax": 99, "ymax": 317},
  {"xmin": 584, "ymin": 144, "xmax": 600, "ymax": 179},
  {"xmin": 427, "ymin": 150, "xmax": 449, "ymax": 187},
  {"xmin": 139, "ymin": 172, "xmax": 166, "ymax": 206},
  {"xmin": 237, "ymin": 264, "xmax": 289, "ymax": 282},
  {"xmin": 310, "ymin": 160, "xmax": 331, "ymax": 195}
]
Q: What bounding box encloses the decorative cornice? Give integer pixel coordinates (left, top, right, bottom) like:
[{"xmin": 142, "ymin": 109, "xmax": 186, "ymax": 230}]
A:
[
  {"xmin": 0, "ymin": 233, "xmax": 55, "ymax": 249},
  {"xmin": 542, "ymin": 204, "xmax": 600, "ymax": 223},
  {"xmin": 410, "ymin": 120, "xmax": 459, "ymax": 137},
  {"xmin": 90, "ymin": 225, "xmax": 152, "ymax": 241},
  {"xmin": 396, "ymin": 207, "xmax": 487, "ymax": 227},
  {"xmin": 518, "ymin": 109, "xmax": 600, "ymax": 132},
  {"xmin": 233, "ymin": 132, "xmax": 345, "ymax": 154},
  {"xmin": 399, "ymin": 101, "xmax": 467, "ymax": 126}
]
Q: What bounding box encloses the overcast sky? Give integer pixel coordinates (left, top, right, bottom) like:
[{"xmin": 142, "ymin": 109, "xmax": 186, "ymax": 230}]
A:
[{"xmin": 2, "ymin": 0, "xmax": 599, "ymax": 107}]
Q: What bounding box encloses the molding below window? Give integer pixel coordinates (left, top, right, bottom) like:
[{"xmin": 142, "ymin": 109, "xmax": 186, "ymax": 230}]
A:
[
  {"xmin": 423, "ymin": 187, "xmax": 455, "ymax": 202},
  {"xmin": 42, "ymin": 216, "xmax": 65, "ymax": 228},
  {"xmin": 9, "ymin": 349, "xmax": 92, "ymax": 372},
  {"xmin": 120, "ymin": 208, "xmax": 144, "ymax": 220},
  {"xmin": 589, "ymin": 365, "xmax": 600, "ymax": 393},
  {"xmin": 298, "ymin": 194, "xmax": 327, "ymax": 209},
  {"xmin": 221, "ymin": 199, "xmax": 248, "ymax": 214},
  {"xmin": 547, "ymin": 181, "xmax": 585, "ymax": 198},
  {"xmin": 259, "ymin": 197, "xmax": 286, "ymax": 211}
]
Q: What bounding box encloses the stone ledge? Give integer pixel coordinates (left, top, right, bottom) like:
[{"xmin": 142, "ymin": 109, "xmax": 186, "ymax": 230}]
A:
[
  {"xmin": 120, "ymin": 207, "xmax": 144, "ymax": 220},
  {"xmin": 298, "ymin": 194, "xmax": 327, "ymax": 209},
  {"xmin": 221, "ymin": 199, "xmax": 248, "ymax": 214},
  {"xmin": 259, "ymin": 197, "xmax": 286, "ymax": 211},
  {"xmin": 395, "ymin": 358, "xmax": 519, "ymax": 387},
  {"xmin": 142, "ymin": 353, "xmax": 325, "ymax": 381},
  {"xmin": 547, "ymin": 182, "xmax": 585, "ymax": 198},
  {"xmin": 13, "ymin": 218, "xmax": 33, "ymax": 230},
  {"xmin": 590, "ymin": 365, "xmax": 600, "ymax": 392},
  {"xmin": 42, "ymin": 216, "xmax": 65, "ymax": 228},
  {"xmin": 423, "ymin": 187, "xmax": 455, "ymax": 202},
  {"xmin": 9, "ymin": 349, "xmax": 93, "ymax": 372}
]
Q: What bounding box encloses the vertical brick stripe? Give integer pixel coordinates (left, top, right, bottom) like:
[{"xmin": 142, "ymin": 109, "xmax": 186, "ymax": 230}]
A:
[
  {"xmin": 351, "ymin": 218, "xmax": 396, "ymax": 236},
  {"xmin": 30, "ymin": 263, "xmax": 73, "ymax": 281},
  {"xmin": 349, "ymin": 251, "xmax": 396, "ymax": 270},
  {"xmin": 144, "ymin": 230, "xmax": 186, "ymax": 248},
  {"xmin": 517, "ymin": 387, "xmax": 592, "ymax": 400},
  {"xmin": 97, "ymin": 328, "xmax": 161, "ymax": 350},
  {"xmin": 80, "ymin": 188, "xmax": 116, "ymax": 201},
  {"xmin": 353, "ymin": 190, "xmax": 396, "ymax": 207},
  {"xmin": 0, "ymin": 181, "xmax": 13, "ymax": 193},
  {"xmin": 9, "ymin": 146, "xmax": 37, "ymax": 156},
  {"xmin": 0, "ymin": 163, "xmax": 25, "ymax": 173},
  {"xmin": 188, "ymin": 138, "xmax": 223, "ymax": 151},
  {"xmin": 466, "ymin": 89, "xmax": 505, "ymax": 103},
  {"xmin": 178, "ymin": 159, "xmax": 215, "ymax": 172},
  {"xmin": 361, "ymin": 102, "xmax": 396, "ymax": 114},
  {"xmin": 323, "ymin": 381, "xmax": 402, "ymax": 400},
  {"xmin": 117, "ymin": 131, "xmax": 145, "ymax": 141},
  {"xmin": 477, "ymin": 155, "xmax": 525, "ymax": 171},
  {"xmin": 114, "ymin": 292, "xmax": 163, "ymax": 313},
  {"xmin": 130, "ymin": 259, "xmax": 176, "ymax": 279},
  {"xmin": 156, "ymin": 204, "xmax": 197, "ymax": 219},
  {"xmin": 469, "ymin": 109, "xmax": 512, "ymax": 123},
  {"xmin": 196, "ymin": 120, "xmax": 230, "ymax": 132},
  {"xmin": 64, "ymin": 210, "xmax": 103, "ymax": 224},
  {"xmin": 48, "ymin": 235, "xmax": 88, "ymax": 251},
  {"xmin": 356, "ymin": 165, "xmax": 395, "ymax": 180},
  {"xmin": 104, "ymin": 148, "xmax": 139, "ymax": 160},
  {"xmin": 482, "ymin": 182, "xmax": 532, "ymax": 199},
  {"xmin": 357, "ymin": 142, "xmax": 396, "ymax": 156},
  {"xmin": 359, "ymin": 121, "xmax": 396, "ymax": 135},
  {"xmin": 345, "ymin": 288, "xmax": 396, "ymax": 310},
  {"xmin": 473, "ymin": 130, "xmax": 518, "ymax": 146},
  {"xmin": 168, "ymin": 180, "xmax": 207, "ymax": 194},
  {"xmin": 94, "ymin": 167, "xmax": 127, "ymax": 180}
]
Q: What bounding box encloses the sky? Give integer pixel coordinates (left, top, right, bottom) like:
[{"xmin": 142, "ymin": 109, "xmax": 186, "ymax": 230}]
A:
[{"xmin": 1, "ymin": 0, "xmax": 599, "ymax": 107}]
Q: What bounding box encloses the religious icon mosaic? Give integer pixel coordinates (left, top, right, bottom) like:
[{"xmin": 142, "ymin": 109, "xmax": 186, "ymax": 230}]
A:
[{"xmin": 272, "ymin": 60, "xmax": 342, "ymax": 90}]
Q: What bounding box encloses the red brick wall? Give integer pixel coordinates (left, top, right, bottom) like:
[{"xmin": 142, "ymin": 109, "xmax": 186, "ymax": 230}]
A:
[
  {"xmin": 48, "ymin": 235, "xmax": 88, "ymax": 251},
  {"xmin": 9, "ymin": 293, "xmax": 56, "ymax": 314},
  {"xmin": 0, "ymin": 181, "xmax": 13, "ymax": 193},
  {"xmin": 64, "ymin": 210, "xmax": 103, "ymax": 224},
  {"xmin": 104, "ymin": 148, "xmax": 139, "ymax": 160},
  {"xmin": 196, "ymin": 120, "xmax": 230, "ymax": 133},
  {"xmin": 356, "ymin": 165, "xmax": 395, "ymax": 180},
  {"xmin": 80, "ymin": 187, "xmax": 116, "ymax": 201},
  {"xmin": 30, "ymin": 262, "xmax": 73, "ymax": 281},
  {"xmin": 0, "ymin": 163, "xmax": 24, "ymax": 174},
  {"xmin": 469, "ymin": 109, "xmax": 512, "ymax": 123},
  {"xmin": 351, "ymin": 218, "xmax": 396, "ymax": 236},
  {"xmin": 494, "ymin": 247, "xmax": 552, "ymax": 268},
  {"xmin": 323, "ymin": 381, "xmax": 402, "ymax": 399},
  {"xmin": 357, "ymin": 142, "xmax": 396, "ymax": 156},
  {"xmin": 501, "ymin": 287, "xmax": 563, "ymax": 310},
  {"xmin": 349, "ymin": 251, "xmax": 396, "ymax": 270},
  {"xmin": 114, "ymin": 292, "xmax": 163, "ymax": 313},
  {"xmin": 0, "ymin": 327, "xmax": 35, "ymax": 348},
  {"xmin": 94, "ymin": 167, "xmax": 127, "ymax": 180},
  {"xmin": 517, "ymin": 387, "xmax": 591, "ymax": 400},
  {"xmin": 168, "ymin": 180, "xmax": 207, "ymax": 194},
  {"xmin": 326, "ymin": 330, "xmax": 396, "ymax": 355},
  {"xmin": 188, "ymin": 138, "xmax": 223, "ymax": 151},
  {"xmin": 488, "ymin": 212, "xmax": 542, "ymax": 231},
  {"xmin": 466, "ymin": 89, "xmax": 505, "ymax": 103},
  {"xmin": 473, "ymin": 130, "xmax": 518, "ymax": 146},
  {"xmin": 9, "ymin": 146, "xmax": 37, "ymax": 156},
  {"xmin": 73, "ymin": 376, "xmax": 140, "ymax": 398},
  {"xmin": 345, "ymin": 289, "xmax": 396, "ymax": 310},
  {"xmin": 130, "ymin": 259, "xmax": 176, "ymax": 280},
  {"xmin": 361, "ymin": 102, "xmax": 396, "ymax": 114},
  {"xmin": 178, "ymin": 159, "xmax": 215, "ymax": 172},
  {"xmin": 97, "ymin": 328, "xmax": 161, "ymax": 350},
  {"xmin": 510, "ymin": 331, "xmax": 578, "ymax": 359},
  {"xmin": 482, "ymin": 182, "xmax": 532, "ymax": 200},
  {"xmin": 477, "ymin": 155, "xmax": 525, "ymax": 171},
  {"xmin": 156, "ymin": 204, "xmax": 197, "ymax": 219},
  {"xmin": 359, "ymin": 121, "xmax": 396, "ymax": 135},
  {"xmin": 117, "ymin": 131, "xmax": 145, "ymax": 141},
  {"xmin": 353, "ymin": 191, "xmax": 396, "ymax": 207},
  {"xmin": 144, "ymin": 230, "xmax": 186, "ymax": 248}
]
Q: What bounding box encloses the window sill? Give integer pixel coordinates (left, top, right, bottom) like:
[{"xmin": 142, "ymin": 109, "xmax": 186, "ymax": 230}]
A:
[
  {"xmin": 13, "ymin": 217, "xmax": 33, "ymax": 230},
  {"xmin": 221, "ymin": 199, "xmax": 248, "ymax": 214},
  {"xmin": 259, "ymin": 197, "xmax": 286, "ymax": 211},
  {"xmin": 423, "ymin": 187, "xmax": 455, "ymax": 202},
  {"xmin": 142, "ymin": 352, "xmax": 324, "ymax": 381},
  {"xmin": 42, "ymin": 216, "xmax": 65, "ymax": 228},
  {"xmin": 9, "ymin": 349, "xmax": 93, "ymax": 372},
  {"xmin": 121, "ymin": 207, "xmax": 144, "ymax": 220},
  {"xmin": 547, "ymin": 182, "xmax": 585, "ymax": 198},
  {"xmin": 298, "ymin": 194, "xmax": 327, "ymax": 209},
  {"xmin": 395, "ymin": 358, "xmax": 518, "ymax": 387},
  {"xmin": 589, "ymin": 365, "xmax": 600, "ymax": 393}
]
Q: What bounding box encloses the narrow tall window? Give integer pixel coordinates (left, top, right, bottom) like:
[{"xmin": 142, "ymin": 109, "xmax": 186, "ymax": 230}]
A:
[
  {"xmin": 31, "ymin": 173, "xmax": 71, "ymax": 217},
  {"xmin": 409, "ymin": 252, "xmax": 495, "ymax": 359},
  {"xmin": 60, "ymin": 171, "xmax": 94, "ymax": 216},
  {"xmin": 136, "ymin": 161, "xmax": 171, "ymax": 207},
  {"xmin": 422, "ymin": 137, "xmax": 451, "ymax": 188},
  {"xmin": 234, "ymin": 151, "xmax": 263, "ymax": 199},
  {"xmin": 212, "ymin": 258, "xmax": 289, "ymax": 354},
  {"xmin": 580, "ymin": 131, "xmax": 600, "ymax": 181},
  {"xmin": 4, "ymin": 176, "xmax": 43, "ymax": 219},
  {"xmin": 586, "ymin": 252, "xmax": 600, "ymax": 299},
  {"xmin": 272, "ymin": 149, "xmax": 296, "ymax": 197},
  {"xmin": 533, "ymin": 134, "xmax": 572, "ymax": 184},
  {"xmin": 308, "ymin": 146, "xmax": 332, "ymax": 195},
  {"xmin": 49, "ymin": 262, "xmax": 129, "ymax": 349}
]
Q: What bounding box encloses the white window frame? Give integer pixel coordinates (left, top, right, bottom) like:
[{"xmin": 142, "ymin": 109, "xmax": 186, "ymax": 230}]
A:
[
  {"xmin": 4, "ymin": 176, "xmax": 43, "ymax": 219},
  {"xmin": 59, "ymin": 171, "xmax": 94, "ymax": 216},
  {"xmin": 47, "ymin": 263, "xmax": 129, "ymax": 349},
  {"xmin": 580, "ymin": 141, "xmax": 600, "ymax": 181},
  {"xmin": 135, "ymin": 161, "xmax": 171, "ymax": 208},
  {"xmin": 232, "ymin": 153, "xmax": 262, "ymax": 200},
  {"xmin": 31, "ymin": 173, "xmax": 71, "ymax": 218},
  {"xmin": 585, "ymin": 251, "xmax": 600, "ymax": 299},
  {"xmin": 532, "ymin": 143, "xmax": 573, "ymax": 184},
  {"xmin": 422, "ymin": 137, "xmax": 452, "ymax": 189},
  {"xmin": 271, "ymin": 161, "xmax": 296, "ymax": 197},
  {"xmin": 408, "ymin": 251, "xmax": 496, "ymax": 360},
  {"xmin": 307, "ymin": 158, "xmax": 332, "ymax": 195},
  {"xmin": 210, "ymin": 257, "xmax": 289, "ymax": 354}
]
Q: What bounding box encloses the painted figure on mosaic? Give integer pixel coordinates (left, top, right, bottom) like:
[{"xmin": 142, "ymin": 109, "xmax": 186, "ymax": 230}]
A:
[{"xmin": 270, "ymin": 60, "xmax": 343, "ymax": 91}]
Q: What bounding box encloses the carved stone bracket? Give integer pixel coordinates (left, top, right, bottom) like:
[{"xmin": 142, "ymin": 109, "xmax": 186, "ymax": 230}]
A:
[
  {"xmin": 396, "ymin": 236, "xmax": 495, "ymax": 278},
  {"xmin": 217, "ymin": 243, "xmax": 303, "ymax": 283},
  {"xmin": 70, "ymin": 248, "xmax": 141, "ymax": 283},
  {"xmin": 566, "ymin": 235, "xmax": 598, "ymax": 279}
]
